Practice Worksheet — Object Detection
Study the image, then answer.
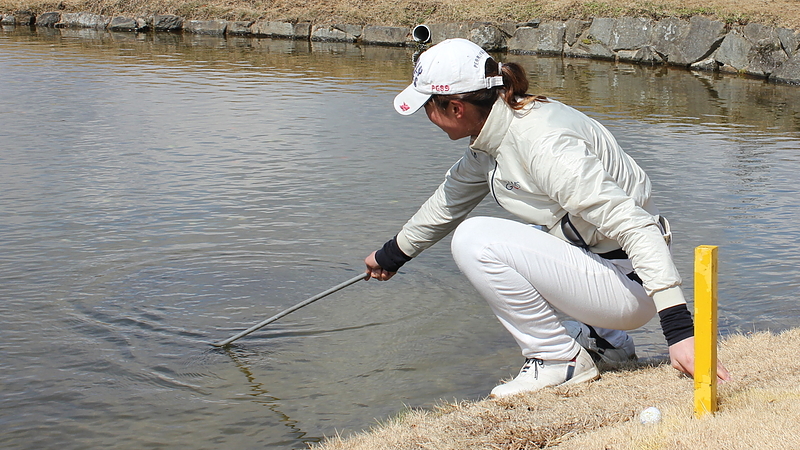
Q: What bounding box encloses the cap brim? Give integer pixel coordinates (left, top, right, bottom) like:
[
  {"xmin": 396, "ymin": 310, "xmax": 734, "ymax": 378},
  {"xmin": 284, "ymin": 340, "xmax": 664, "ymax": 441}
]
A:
[{"xmin": 393, "ymin": 83, "xmax": 430, "ymax": 116}]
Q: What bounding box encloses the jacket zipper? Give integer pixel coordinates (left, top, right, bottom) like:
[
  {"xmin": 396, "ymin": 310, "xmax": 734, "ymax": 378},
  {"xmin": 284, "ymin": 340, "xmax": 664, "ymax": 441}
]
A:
[{"xmin": 489, "ymin": 161, "xmax": 501, "ymax": 206}]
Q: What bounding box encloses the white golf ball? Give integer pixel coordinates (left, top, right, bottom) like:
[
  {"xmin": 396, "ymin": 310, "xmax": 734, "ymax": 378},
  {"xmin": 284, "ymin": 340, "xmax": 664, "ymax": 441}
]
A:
[{"xmin": 639, "ymin": 406, "xmax": 662, "ymax": 424}]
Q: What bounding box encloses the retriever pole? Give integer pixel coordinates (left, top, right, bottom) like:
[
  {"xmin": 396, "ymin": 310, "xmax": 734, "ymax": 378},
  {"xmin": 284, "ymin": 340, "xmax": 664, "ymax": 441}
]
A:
[{"xmin": 212, "ymin": 273, "xmax": 368, "ymax": 347}]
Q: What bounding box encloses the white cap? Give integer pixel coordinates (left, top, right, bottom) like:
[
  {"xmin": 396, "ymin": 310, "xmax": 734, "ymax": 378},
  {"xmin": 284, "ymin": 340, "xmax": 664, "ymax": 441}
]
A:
[{"xmin": 393, "ymin": 38, "xmax": 504, "ymax": 115}]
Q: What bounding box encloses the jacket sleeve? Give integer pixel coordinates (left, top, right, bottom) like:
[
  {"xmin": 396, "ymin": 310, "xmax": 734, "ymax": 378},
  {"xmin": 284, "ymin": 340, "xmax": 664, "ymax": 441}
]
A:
[
  {"xmin": 529, "ymin": 129, "xmax": 686, "ymax": 311},
  {"xmin": 395, "ymin": 149, "xmax": 491, "ymax": 258}
]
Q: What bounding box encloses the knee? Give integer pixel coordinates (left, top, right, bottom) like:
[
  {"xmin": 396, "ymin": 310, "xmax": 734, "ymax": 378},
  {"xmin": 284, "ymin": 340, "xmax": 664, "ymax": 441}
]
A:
[{"xmin": 451, "ymin": 217, "xmax": 496, "ymax": 262}]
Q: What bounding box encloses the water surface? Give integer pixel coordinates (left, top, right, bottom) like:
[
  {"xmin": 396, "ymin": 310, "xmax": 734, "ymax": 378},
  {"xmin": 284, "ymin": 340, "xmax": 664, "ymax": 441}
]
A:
[{"xmin": 1, "ymin": 27, "xmax": 799, "ymax": 449}]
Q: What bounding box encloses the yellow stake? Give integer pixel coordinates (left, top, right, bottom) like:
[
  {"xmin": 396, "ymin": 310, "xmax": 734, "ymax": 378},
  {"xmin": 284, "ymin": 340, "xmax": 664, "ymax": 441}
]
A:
[{"xmin": 694, "ymin": 245, "xmax": 718, "ymax": 417}]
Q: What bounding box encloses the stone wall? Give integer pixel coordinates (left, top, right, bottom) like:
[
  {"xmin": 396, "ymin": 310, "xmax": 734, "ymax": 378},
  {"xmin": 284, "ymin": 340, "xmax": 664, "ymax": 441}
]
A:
[{"xmin": 2, "ymin": 10, "xmax": 798, "ymax": 84}]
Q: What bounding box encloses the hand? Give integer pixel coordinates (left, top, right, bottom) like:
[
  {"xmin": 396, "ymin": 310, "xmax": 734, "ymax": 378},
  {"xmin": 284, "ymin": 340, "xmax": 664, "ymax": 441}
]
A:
[
  {"xmin": 669, "ymin": 337, "xmax": 731, "ymax": 381},
  {"xmin": 365, "ymin": 251, "xmax": 396, "ymax": 281}
]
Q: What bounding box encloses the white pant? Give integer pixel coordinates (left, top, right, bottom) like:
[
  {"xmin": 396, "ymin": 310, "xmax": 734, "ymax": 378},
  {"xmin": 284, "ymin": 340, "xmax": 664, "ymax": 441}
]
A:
[{"xmin": 451, "ymin": 217, "xmax": 655, "ymax": 361}]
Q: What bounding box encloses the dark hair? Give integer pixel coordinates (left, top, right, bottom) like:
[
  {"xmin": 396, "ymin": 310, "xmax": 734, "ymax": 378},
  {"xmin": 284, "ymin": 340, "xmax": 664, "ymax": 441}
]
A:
[{"xmin": 428, "ymin": 57, "xmax": 547, "ymax": 117}]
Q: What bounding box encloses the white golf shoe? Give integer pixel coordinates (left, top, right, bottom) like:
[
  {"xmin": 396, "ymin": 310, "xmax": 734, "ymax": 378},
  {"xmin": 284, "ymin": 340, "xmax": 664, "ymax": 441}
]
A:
[
  {"xmin": 563, "ymin": 321, "xmax": 637, "ymax": 366},
  {"xmin": 489, "ymin": 346, "xmax": 600, "ymax": 398}
]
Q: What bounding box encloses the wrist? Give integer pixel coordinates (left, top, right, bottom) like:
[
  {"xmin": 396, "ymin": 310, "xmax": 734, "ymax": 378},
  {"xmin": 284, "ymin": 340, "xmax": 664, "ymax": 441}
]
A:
[
  {"xmin": 659, "ymin": 303, "xmax": 694, "ymax": 347},
  {"xmin": 374, "ymin": 236, "xmax": 411, "ymax": 272}
]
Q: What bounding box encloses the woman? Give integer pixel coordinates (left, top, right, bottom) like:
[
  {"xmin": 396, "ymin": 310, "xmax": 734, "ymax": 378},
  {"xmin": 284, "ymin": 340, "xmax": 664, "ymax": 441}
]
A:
[{"xmin": 365, "ymin": 38, "xmax": 729, "ymax": 398}]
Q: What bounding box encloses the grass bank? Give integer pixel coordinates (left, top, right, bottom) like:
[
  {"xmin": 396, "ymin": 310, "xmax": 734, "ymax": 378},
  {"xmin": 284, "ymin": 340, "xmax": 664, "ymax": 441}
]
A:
[
  {"xmin": 1, "ymin": 0, "xmax": 799, "ymax": 30},
  {"xmin": 317, "ymin": 328, "xmax": 800, "ymax": 450}
]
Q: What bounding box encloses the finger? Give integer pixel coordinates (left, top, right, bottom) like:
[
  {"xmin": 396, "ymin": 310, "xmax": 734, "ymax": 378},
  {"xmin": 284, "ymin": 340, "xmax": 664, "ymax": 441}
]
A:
[
  {"xmin": 717, "ymin": 363, "xmax": 731, "ymax": 382},
  {"xmin": 672, "ymin": 358, "xmax": 693, "ymax": 377}
]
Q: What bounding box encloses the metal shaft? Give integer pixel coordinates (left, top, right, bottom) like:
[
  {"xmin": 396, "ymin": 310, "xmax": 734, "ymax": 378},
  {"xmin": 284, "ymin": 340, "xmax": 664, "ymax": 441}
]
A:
[{"xmin": 211, "ymin": 273, "xmax": 367, "ymax": 347}]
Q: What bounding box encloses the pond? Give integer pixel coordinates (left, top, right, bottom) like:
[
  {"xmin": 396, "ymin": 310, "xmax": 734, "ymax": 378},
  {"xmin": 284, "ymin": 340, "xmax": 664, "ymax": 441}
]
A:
[{"xmin": 1, "ymin": 27, "xmax": 799, "ymax": 450}]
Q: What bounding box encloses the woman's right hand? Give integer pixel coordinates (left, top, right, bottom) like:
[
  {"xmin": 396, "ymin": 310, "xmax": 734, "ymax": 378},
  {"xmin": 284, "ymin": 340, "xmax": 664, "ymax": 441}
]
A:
[
  {"xmin": 669, "ymin": 337, "xmax": 731, "ymax": 381},
  {"xmin": 365, "ymin": 251, "xmax": 396, "ymax": 281}
]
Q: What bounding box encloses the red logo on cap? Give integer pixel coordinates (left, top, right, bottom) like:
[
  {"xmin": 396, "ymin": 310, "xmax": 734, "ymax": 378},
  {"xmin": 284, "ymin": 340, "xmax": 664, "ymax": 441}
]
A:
[
  {"xmin": 432, "ymin": 84, "xmax": 450, "ymax": 92},
  {"xmin": 400, "ymin": 102, "xmax": 410, "ymax": 112}
]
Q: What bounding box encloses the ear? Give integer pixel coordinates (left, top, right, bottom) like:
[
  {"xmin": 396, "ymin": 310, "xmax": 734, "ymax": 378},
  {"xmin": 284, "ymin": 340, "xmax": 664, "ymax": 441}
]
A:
[{"xmin": 448, "ymin": 100, "xmax": 466, "ymax": 119}]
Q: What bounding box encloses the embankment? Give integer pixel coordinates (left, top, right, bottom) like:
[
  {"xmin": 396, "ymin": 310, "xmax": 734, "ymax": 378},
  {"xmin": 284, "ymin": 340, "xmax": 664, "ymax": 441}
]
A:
[{"xmin": 1, "ymin": 8, "xmax": 799, "ymax": 84}]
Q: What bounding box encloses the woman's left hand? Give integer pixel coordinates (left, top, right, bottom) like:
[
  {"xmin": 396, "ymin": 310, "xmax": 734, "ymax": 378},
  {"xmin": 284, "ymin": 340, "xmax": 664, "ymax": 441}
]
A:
[
  {"xmin": 365, "ymin": 251, "xmax": 396, "ymax": 281},
  {"xmin": 669, "ymin": 337, "xmax": 731, "ymax": 381}
]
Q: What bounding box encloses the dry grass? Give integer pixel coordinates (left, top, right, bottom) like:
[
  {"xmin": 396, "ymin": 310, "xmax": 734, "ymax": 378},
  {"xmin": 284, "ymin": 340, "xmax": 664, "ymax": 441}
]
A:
[
  {"xmin": 316, "ymin": 328, "xmax": 800, "ymax": 450},
  {"xmin": 1, "ymin": 0, "xmax": 800, "ymax": 29}
]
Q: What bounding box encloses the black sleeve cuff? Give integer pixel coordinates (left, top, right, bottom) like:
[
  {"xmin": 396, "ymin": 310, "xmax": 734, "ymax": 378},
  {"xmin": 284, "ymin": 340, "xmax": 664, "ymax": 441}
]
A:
[
  {"xmin": 374, "ymin": 237, "xmax": 412, "ymax": 273},
  {"xmin": 658, "ymin": 303, "xmax": 695, "ymax": 346}
]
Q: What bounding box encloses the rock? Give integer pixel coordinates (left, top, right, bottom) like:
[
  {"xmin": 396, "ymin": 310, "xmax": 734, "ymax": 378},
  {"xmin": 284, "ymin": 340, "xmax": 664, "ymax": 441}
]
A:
[
  {"xmin": 153, "ymin": 14, "xmax": 183, "ymax": 31},
  {"xmin": 35, "ymin": 12, "xmax": 61, "ymax": 27},
  {"xmin": 715, "ymin": 25, "xmax": 788, "ymax": 77},
  {"xmin": 184, "ymin": 19, "xmax": 227, "ymax": 35},
  {"xmin": 690, "ymin": 57, "xmax": 720, "ymax": 71},
  {"xmin": 362, "ymin": 26, "xmax": 410, "ymax": 46},
  {"xmin": 618, "ymin": 45, "xmax": 664, "ymax": 64},
  {"xmin": 135, "ymin": 17, "xmax": 150, "ymax": 31},
  {"xmin": 13, "ymin": 10, "xmax": 34, "ymax": 26},
  {"xmin": 508, "ymin": 26, "xmax": 536, "ymax": 53},
  {"xmin": 251, "ymin": 21, "xmax": 311, "ymax": 39},
  {"xmin": 1, "ymin": 14, "xmax": 14, "ymax": 25},
  {"xmin": 636, "ymin": 45, "xmax": 665, "ymax": 64},
  {"xmin": 653, "ymin": 16, "xmax": 726, "ymax": 66},
  {"xmin": 778, "ymin": 28, "xmax": 800, "ymax": 57},
  {"xmin": 743, "ymin": 24, "xmax": 788, "ymax": 76},
  {"xmin": 292, "ymin": 22, "xmax": 312, "ymax": 39},
  {"xmin": 517, "ymin": 20, "xmax": 541, "ymax": 28},
  {"xmin": 616, "ymin": 49, "xmax": 638, "ymax": 61},
  {"xmin": 227, "ymin": 21, "xmax": 254, "ymax": 35},
  {"xmin": 311, "ymin": 24, "xmax": 363, "ymax": 42},
  {"xmin": 497, "ymin": 22, "xmax": 517, "ymax": 38},
  {"xmin": 770, "ymin": 54, "xmax": 800, "ymax": 84},
  {"xmin": 610, "ymin": 17, "xmax": 653, "ymax": 51},
  {"xmin": 509, "ymin": 21, "xmax": 566, "ymax": 55},
  {"xmin": 424, "ymin": 23, "xmax": 470, "ymax": 45},
  {"xmin": 565, "ymin": 18, "xmax": 616, "ymax": 59},
  {"xmin": 534, "ymin": 21, "xmax": 566, "ymax": 54},
  {"xmin": 650, "ymin": 17, "xmax": 689, "ymax": 56},
  {"xmin": 311, "ymin": 25, "xmax": 346, "ymax": 41},
  {"xmin": 470, "ymin": 22, "xmax": 507, "ymax": 51},
  {"xmin": 56, "ymin": 12, "xmax": 111, "ymax": 29},
  {"xmin": 564, "ymin": 18, "xmax": 590, "ymax": 46},
  {"xmin": 565, "ymin": 16, "xmax": 660, "ymax": 62},
  {"xmin": 108, "ymin": 16, "xmax": 137, "ymax": 31},
  {"xmin": 744, "ymin": 22, "xmax": 778, "ymax": 43},
  {"xmin": 715, "ymin": 31, "xmax": 752, "ymax": 72},
  {"xmin": 585, "ymin": 17, "xmax": 616, "ymax": 47}
]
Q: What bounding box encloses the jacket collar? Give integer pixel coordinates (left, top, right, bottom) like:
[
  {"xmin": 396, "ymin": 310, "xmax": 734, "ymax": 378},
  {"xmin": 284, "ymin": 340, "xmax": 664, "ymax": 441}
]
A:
[{"xmin": 470, "ymin": 97, "xmax": 515, "ymax": 158}]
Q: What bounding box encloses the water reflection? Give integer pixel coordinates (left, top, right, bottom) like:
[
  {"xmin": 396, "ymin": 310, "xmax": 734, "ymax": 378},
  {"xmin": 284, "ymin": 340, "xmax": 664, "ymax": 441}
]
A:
[
  {"xmin": 4, "ymin": 27, "xmax": 800, "ymax": 133},
  {"xmin": 1, "ymin": 26, "xmax": 799, "ymax": 450},
  {"xmin": 224, "ymin": 347, "xmax": 319, "ymax": 447}
]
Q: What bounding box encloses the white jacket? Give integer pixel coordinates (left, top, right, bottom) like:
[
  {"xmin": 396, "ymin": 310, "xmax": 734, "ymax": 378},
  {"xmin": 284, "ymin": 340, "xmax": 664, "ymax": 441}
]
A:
[{"xmin": 395, "ymin": 98, "xmax": 686, "ymax": 312}]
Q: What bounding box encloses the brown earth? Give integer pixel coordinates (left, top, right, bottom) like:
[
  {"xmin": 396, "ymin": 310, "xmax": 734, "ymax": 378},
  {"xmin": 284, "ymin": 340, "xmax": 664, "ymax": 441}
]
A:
[{"xmin": 1, "ymin": 0, "xmax": 800, "ymax": 30}]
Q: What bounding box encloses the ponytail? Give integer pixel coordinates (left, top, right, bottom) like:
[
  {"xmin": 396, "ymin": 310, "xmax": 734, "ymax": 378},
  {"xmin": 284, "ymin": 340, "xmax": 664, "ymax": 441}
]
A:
[{"xmin": 489, "ymin": 60, "xmax": 547, "ymax": 110}]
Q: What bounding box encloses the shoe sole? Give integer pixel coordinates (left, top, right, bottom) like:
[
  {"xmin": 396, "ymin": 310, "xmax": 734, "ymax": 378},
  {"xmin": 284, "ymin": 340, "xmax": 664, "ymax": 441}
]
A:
[{"xmin": 561, "ymin": 365, "xmax": 600, "ymax": 386}]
